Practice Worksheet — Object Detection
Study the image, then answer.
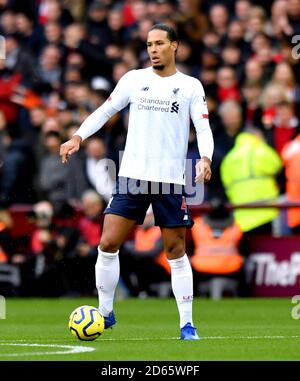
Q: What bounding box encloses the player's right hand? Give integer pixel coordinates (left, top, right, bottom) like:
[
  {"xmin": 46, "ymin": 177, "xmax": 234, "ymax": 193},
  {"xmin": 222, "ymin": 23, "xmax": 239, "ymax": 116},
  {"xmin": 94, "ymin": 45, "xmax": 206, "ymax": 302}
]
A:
[{"xmin": 60, "ymin": 135, "xmax": 82, "ymax": 163}]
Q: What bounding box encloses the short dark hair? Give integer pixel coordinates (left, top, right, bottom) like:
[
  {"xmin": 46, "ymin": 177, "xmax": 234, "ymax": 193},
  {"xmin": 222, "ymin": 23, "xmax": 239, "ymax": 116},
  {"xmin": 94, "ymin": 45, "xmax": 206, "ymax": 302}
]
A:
[{"xmin": 149, "ymin": 23, "xmax": 179, "ymax": 43}]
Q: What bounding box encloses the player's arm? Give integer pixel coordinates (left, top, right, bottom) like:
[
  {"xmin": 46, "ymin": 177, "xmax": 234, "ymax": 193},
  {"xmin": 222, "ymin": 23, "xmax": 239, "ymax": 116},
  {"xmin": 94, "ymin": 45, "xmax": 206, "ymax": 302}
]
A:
[
  {"xmin": 190, "ymin": 81, "xmax": 214, "ymax": 183},
  {"xmin": 60, "ymin": 71, "xmax": 133, "ymax": 163},
  {"xmin": 194, "ymin": 125, "xmax": 213, "ymax": 183},
  {"xmin": 59, "ymin": 100, "xmax": 117, "ymax": 163}
]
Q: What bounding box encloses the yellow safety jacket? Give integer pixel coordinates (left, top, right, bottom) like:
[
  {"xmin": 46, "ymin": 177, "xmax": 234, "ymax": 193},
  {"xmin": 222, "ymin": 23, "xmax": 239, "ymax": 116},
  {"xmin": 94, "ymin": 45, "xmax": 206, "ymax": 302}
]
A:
[{"xmin": 220, "ymin": 132, "xmax": 282, "ymax": 232}]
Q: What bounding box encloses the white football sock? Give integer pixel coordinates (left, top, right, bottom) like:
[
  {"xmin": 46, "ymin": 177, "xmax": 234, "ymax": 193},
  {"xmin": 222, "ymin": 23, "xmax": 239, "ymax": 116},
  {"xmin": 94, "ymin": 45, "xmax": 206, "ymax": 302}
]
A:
[
  {"xmin": 95, "ymin": 247, "xmax": 120, "ymax": 317},
  {"xmin": 168, "ymin": 254, "xmax": 194, "ymax": 328}
]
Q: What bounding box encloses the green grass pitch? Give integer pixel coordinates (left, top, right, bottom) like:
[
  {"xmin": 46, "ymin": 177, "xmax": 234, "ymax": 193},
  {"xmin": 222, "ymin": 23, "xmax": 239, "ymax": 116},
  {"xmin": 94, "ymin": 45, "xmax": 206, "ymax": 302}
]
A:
[{"xmin": 0, "ymin": 297, "xmax": 299, "ymax": 360}]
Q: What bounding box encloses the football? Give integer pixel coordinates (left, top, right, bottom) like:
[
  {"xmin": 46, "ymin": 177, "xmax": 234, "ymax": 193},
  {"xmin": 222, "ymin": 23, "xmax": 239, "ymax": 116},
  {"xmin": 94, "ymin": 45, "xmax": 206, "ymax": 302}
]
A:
[{"xmin": 68, "ymin": 305, "xmax": 105, "ymax": 341}]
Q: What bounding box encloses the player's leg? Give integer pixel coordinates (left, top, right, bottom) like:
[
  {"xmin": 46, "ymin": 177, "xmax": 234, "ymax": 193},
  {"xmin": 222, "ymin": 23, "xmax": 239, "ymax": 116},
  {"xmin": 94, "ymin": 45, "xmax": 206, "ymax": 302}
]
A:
[
  {"xmin": 152, "ymin": 188, "xmax": 199, "ymax": 339},
  {"xmin": 96, "ymin": 214, "xmax": 136, "ymax": 323},
  {"xmin": 100, "ymin": 214, "xmax": 137, "ymax": 252},
  {"xmin": 161, "ymin": 227, "xmax": 195, "ymax": 330}
]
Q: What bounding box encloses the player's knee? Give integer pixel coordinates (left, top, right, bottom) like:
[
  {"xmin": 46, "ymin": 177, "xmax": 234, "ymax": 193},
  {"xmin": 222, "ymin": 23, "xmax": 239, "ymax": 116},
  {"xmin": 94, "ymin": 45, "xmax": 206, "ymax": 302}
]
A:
[
  {"xmin": 99, "ymin": 238, "xmax": 120, "ymax": 253},
  {"xmin": 164, "ymin": 241, "xmax": 185, "ymax": 259}
]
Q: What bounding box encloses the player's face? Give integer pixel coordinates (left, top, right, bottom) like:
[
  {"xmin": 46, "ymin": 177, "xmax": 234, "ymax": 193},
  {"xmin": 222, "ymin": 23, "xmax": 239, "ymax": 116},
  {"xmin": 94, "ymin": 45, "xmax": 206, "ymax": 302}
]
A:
[{"xmin": 147, "ymin": 29, "xmax": 177, "ymax": 70}]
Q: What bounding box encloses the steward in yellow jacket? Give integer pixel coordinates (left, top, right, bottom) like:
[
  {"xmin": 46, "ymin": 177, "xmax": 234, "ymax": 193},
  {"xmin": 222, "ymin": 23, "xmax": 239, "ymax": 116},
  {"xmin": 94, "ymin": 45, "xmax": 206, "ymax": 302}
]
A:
[{"xmin": 220, "ymin": 131, "xmax": 282, "ymax": 232}]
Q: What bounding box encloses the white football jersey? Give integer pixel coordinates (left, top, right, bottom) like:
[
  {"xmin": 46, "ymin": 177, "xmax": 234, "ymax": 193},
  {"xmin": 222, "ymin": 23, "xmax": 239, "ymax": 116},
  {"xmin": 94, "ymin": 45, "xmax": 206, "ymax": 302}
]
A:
[{"xmin": 75, "ymin": 67, "xmax": 213, "ymax": 185}]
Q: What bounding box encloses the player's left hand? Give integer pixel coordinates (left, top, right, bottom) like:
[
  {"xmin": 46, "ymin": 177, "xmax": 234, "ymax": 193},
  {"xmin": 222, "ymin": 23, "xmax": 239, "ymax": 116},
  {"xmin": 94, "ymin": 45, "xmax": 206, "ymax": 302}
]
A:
[{"xmin": 195, "ymin": 157, "xmax": 212, "ymax": 183}]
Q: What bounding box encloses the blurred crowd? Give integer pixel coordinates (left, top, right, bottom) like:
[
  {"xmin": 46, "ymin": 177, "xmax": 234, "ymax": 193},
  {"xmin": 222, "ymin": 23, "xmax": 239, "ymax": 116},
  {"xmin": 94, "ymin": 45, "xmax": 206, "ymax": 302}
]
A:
[{"xmin": 0, "ymin": 0, "xmax": 300, "ymax": 297}]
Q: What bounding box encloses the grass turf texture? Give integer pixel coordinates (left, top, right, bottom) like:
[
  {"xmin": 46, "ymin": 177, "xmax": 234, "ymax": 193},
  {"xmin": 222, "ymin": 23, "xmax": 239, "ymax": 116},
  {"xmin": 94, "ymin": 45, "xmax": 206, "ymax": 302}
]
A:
[{"xmin": 0, "ymin": 298, "xmax": 299, "ymax": 360}]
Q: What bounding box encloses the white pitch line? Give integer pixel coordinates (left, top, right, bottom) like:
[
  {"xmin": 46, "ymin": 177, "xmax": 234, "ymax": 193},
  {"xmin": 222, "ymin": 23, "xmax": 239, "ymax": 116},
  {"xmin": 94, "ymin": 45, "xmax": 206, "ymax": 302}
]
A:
[
  {"xmin": 1, "ymin": 335, "xmax": 300, "ymax": 343},
  {"xmin": 0, "ymin": 343, "xmax": 95, "ymax": 357},
  {"xmin": 0, "ymin": 334, "xmax": 299, "ymax": 356},
  {"xmin": 204, "ymin": 335, "xmax": 300, "ymax": 340},
  {"xmin": 97, "ymin": 334, "xmax": 300, "ymax": 342}
]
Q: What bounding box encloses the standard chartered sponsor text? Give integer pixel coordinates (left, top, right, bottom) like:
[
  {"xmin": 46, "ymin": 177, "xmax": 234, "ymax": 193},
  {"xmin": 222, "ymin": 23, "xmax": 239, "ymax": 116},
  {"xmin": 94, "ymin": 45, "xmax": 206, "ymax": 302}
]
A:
[{"xmin": 138, "ymin": 97, "xmax": 170, "ymax": 112}]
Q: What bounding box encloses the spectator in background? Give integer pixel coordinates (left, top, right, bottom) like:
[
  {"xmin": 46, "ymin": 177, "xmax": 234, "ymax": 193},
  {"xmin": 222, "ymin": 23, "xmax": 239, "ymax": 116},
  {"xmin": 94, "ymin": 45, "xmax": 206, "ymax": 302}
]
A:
[
  {"xmin": 0, "ymin": 9, "xmax": 16, "ymax": 35},
  {"xmin": 86, "ymin": 0, "xmax": 109, "ymax": 47},
  {"xmin": 121, "ymin": 45, "xmax": 140, "ymax": 70},
  {"xmin": 38, "ymin": 131, "xmax": 69, "ymax": 209},
  {"xmin": 276, "ymin": 0, "xmax": 300, "ymax": 37},
  {"xmin": 25, "ymin": 107, "xmax": 47, "ymax": 146},
  {"xmin": 253, "ymin": 40, "xmax": 277, "ymax": 84},
  {"xmin": 208, "ymin": 3, "xmax": 229, "ymax": 40},
  {"xmin": 33, "ymin": 116, "xmax": 63, "ymax": 162},
  {"xmin": 174, "ymin": 0, "xmax": 208, "ymax": 44},
  {"xmin": 243, "ymin": 58, "xmax": 265, "ymax": 85},
  {"xmin": 202, "ymin": 29, "xmax": 221, "ymax": 53},
  {"xmin": 63, "ymin": 22, "xmax": 111, "ymax": 80},
  {"xmin": 216, "ymin": 66, "xmax": 241, "ymax": 104},
  {"xmin": 175, "ymin": 39, "xmax": 194, "ymax": 75},
  {"xmin": 276, "ymin": 40, "xmax": 300, "ymax": 82},
  {"xmin": 226, "ymin": 19, "xmax": 251, "ymax": 58},
  {"xmin": 43, "ymin": 21, "xmax": 63, "ymax": 47},
  {"xmin": 0, "ymin": 131, "xmax": 36, "ymax": 205},
  {"xmin": 286, "ymin": 0, "xmax": 300, "ymax": 35},
  {"xmin": 38, "ymin": 44, "xmax": 62, "ymax": 91},
  {"xmin": 235, "ymin": 0, "xmax": 252, "ymax": 29},
  {"xmin": 245, "ymin": 6, "xmax": 271, "ymax": 41},
  {"xmin": 30, "ymin": 200, "xmax": 55, "ymax": 255},
  {"xmin": 5, "ymin": 33, "xmax": 39, "ymax": 88},
  {"xmin": 125, "ymin": 0, "xmax": 149, "ymax": 37},
  {"xmin": 210, "ymin": 100, "xmax": 244, "ymax": 200},
  {"xmin": 71, "ymin": 82, "xmax": 95, "ymax": 123},
  {"xmin": 14, "ymin": 12, "xmax": 43, "ymax": 54},
  {"xmin": 67, "ymin": 189, "xmax": 104, "ymax": 295},
  {"xmin": 264, "ymin": 100, "xmax": 299, "ymax": 155},
  {"xmin": 27, "ymin": 199, "xmax": 78, "ymax": 296},
  {"xmin": 256, "ymin": 82, "xmax": 289, "ymax": 131},
  {"xmin": 271, "ymin": 0, "xmax": 288, "ymax": 38},
  {"xmin": 218, "ymin": 100, "xmax": 244, "ymax": 150},
  {"xmin": 107, "ymin": 6, "xmax": 127, "ymax": 46},
  {"xmin": 78, "ymin": 189, "xmax": 103, "ymax": 250},
  {"xmin": 199, "ymin": 67, "xmax": 217, "ymax": 100},
  {"xmin": 272, "ymin": 61, "xmax": 300, "ymax": 106},
  {"xmin": 250, "ymin": 32, "xmax": 273, "ymax": 55},
  {"xmin": 39, "ymin": 129, "xmax": 89, "ymax": 207},
  {"xmin": 200, "ymin": 48, "xmax": 219, "ymax": 75},
  {"xmin": 241, "ymin": 80, "xmax": 263, "ymax": 127},
  {"xmin": 63, "ymin": 124, "xmax": 91, "ymax": 202},
  {"xmin": 40, "ymin": 0, "xmax": 74, "ymax": 27},
  {"xmin": 227, "ymin": 19, "xmax": 244, "ymax": 44},
  {"xmin": 281, "ymin": 133, "xmax": 300, "ymax": 233},
  {"xmin": 63, "ymin": 51, "xmax": 87, "ymax": 83},
  {"xmin": 8, "ymin": 200, "xmax": 56, "ymax": 294},
  {"xmin": 0, "ymin": 58, "xmax": 22, "ymax": 135},
  {"xmin": 220, "ymin": 127, "xmax": 282, "ymax": 235},
  {"xmin": 220, "ymin": 43, "xmax": 244, "ymax": 82},
  {"xmin": 153, "ymin": 0, "xmax": 174, "ymax": 22}
]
